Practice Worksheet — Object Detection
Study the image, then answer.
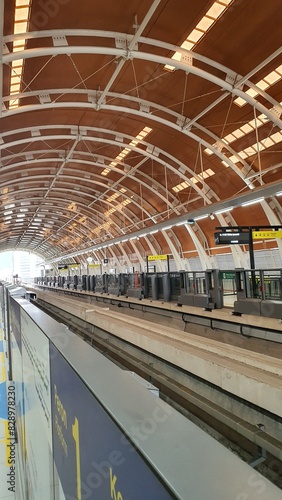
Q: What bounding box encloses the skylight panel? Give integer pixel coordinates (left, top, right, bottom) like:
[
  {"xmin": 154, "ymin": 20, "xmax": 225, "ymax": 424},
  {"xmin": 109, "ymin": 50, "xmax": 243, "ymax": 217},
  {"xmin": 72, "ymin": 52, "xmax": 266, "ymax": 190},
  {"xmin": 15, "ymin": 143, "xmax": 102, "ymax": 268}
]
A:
[
  {"xmin": 101, "ymin": 168, "xmax": 110, "ymax": 176},
  {"xmin": 262, "ymin": 137, "xmax": 274, "ymax": 148},
  {"xmin": 101, "ymin": 127, "xmax": 152, "ymax": 176},
  {"xmin": 13, "ymin": 39, "xmax": 25, "ymax": 51},
  {"xmin": 264, "ymin": 71, "xmax": 281, "ymax": 85},
  {"xmin": 256, "ymin": 80, "xmax": 269, "ymax": 91},
  {"xmin": 14, "ymin": 22, "xmax": 27, "ymax": 34},
  {"xmin": 226, "ymin": 130, "xmax": 282, "ymax": 164},
  {"xmin": 190, "ymin": 176, "xmax": 198, "ymax": 184},
  {"xmin": 165, "ymin": 1, "xmax": 234, "ymax": 71},
  {"xmin": 208, "ymin": 2, "xmax": 226, "ymax": 17},
  {"xmin": 205, "ymin": 168, "xmax": 215, "ymax": 177},
  {"xmin": 204, "ymin": 107, "xmax": 278, "ymax": 154},
  {"xmin": 232, "ymin": 129, "xmax": 245, "ymax": 139},
  {"xmin": 15, "ymin": 7, "xmax": 29, "ymax": 20},
  {"xmin": 234, "ymin": 65, "xmax": 282, "ymax": 107},
  {"xmin": 240, "ymin": 123, "xmax": 253, "ymax": 134},
  {"xmin": 271, "ymin": 131, "xmax": 282, "ymax": 143},
  {"xmin": 9, "ymin": 99, "xmax": 19, "ymax": 108},
  {"xmin": 9, "ymin": 0, "xmax": 32, "ymax": 109},
  {"xmin": 172, "ymin": 168, "xmax": 215, "ymax": 192},
  {"xmin": 188, "ymin": 29, "xmax": 203, "ymax": 44},
  {"xmin": 197, "ymin": 17, "xmax": 214, "ymax": 32}
]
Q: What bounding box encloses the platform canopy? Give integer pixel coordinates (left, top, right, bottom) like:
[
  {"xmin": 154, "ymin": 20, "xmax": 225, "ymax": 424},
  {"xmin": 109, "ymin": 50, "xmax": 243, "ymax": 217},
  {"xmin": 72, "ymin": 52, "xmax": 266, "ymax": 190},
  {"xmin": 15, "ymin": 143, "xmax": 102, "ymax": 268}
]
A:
[{"xmin": 1, "ymin": 0, "xmax": 282, "ymax": 265}]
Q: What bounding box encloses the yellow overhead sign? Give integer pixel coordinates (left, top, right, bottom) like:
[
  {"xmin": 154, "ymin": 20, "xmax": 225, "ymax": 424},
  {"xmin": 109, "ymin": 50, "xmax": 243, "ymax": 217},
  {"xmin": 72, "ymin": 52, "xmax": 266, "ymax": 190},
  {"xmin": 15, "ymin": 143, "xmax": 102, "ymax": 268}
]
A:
[
  {"xmin": 253, "ymin": 230, "xmax": 282, "ymax": 239},
  {"xmin": 148, "ymin": 254, "xmax": 168, "ymax": 261},
  {"xmin": 88, "ymin": 263, "xmax": 101, "ymax": 268}
]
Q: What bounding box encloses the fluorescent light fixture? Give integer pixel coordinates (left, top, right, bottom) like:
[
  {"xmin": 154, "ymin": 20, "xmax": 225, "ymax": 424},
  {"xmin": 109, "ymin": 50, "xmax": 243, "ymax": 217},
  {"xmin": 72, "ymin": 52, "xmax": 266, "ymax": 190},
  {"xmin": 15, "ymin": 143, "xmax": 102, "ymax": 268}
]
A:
[
  {"xmin": 241, "ymin": 197, "xmax": 264, "ymax": 207},
  {"xmin": 275, "ymin": 191, "xmax": 282, "ymax": 196},
  {"xmin": 121, "ymin": 238, "xmax": 128, "ymax": 242},
  {"xmin": 214, "ymin": 206, "xmax": 233, "ymax": 214},
  {"xmin": 162, "ymin": 225, "xmax": 172, "ymax": 231},
  {"xmin": 149, "ymin": 229, "xmax": 159, "ymax": 234},
  {"xmin": 129, "ymin": 236, "xmax": 137, "ymax": 240},
  {"xmin": 194, "ymin": 214, "xmax": 209, "ymax": 221},
  {"xmin": 176, "ymin": 221, "xmax": 186, "ymax": 226}
]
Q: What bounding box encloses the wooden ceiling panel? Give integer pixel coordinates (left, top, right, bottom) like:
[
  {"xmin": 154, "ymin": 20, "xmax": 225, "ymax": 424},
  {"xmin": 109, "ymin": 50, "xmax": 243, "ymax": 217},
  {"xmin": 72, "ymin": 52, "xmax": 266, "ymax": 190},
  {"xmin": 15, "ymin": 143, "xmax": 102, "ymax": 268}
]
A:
[{"xmin": 0, "ymin": 0, "xmax": 281, "ymax": 260}]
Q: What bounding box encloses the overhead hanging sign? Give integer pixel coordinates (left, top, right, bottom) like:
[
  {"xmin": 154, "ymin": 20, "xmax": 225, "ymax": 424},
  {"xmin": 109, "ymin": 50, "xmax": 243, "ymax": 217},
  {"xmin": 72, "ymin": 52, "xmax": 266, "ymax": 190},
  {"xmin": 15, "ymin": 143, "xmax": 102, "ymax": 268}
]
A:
[
  {"xmin": 214, "ymin": 232, "xmax": 250, "ymax": 245},
  {"xmin": 252, "ymin": 230, "xmax": 282, "ymax": 239},
  {"xmin": 148, "ymin": 254, "xmax": 168, "ymax": 261},
  {"xmin": 88, "ymin": 264, "xmax": 101, "ymax": 268}
]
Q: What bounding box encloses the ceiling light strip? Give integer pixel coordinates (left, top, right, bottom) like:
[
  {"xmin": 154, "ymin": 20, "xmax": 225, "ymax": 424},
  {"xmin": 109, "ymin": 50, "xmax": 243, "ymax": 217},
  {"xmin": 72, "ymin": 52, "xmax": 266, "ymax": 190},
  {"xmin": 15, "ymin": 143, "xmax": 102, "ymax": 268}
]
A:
[
  {"xmin": 172, "ymin": 168, "xmax": 215, "ymax": 192},
  {"xmin": 101, "ymin": 126, "xmax": 152, "ymax": 175},
  {"xmin": 9, "ymin": 0, "xmax": 32, "ymax": 109},
  {"xmin": 165, "ymin": 1, "xmax": 234, "ymax": 71},
  {"xmin": 234, "ymin": 65, "xmax": 282, "ymax": 107},
  {"xmin": 227, "ymin": 131, "xmax": 282, "ymax": 165}
]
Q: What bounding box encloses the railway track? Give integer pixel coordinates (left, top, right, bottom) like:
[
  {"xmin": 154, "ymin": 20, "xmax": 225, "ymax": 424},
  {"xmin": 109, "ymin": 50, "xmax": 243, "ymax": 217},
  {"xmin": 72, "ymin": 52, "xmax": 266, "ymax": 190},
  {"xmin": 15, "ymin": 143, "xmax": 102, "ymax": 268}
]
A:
[{"xmin": 33, "ymin": 294, "xmax": 282, "ymax": 490}]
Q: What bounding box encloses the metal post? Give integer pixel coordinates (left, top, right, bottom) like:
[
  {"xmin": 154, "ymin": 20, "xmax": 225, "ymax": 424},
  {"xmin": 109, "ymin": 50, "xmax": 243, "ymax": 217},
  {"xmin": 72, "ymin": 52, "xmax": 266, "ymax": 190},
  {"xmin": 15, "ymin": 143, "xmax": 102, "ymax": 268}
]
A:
[
  {"xmin": 146, "ymin": 256, "xmax": 149, "ymax": 273},
  {"xmin": 167, "ymin": 255, "xmax": 170, "ymax": 273},
  {"xmin": 5, "ymin": 288, "xmax": 13, "ymax": 381},
  {"xmin": 248, "ymin": 227, "xmax": 257, "ymax": 298}
]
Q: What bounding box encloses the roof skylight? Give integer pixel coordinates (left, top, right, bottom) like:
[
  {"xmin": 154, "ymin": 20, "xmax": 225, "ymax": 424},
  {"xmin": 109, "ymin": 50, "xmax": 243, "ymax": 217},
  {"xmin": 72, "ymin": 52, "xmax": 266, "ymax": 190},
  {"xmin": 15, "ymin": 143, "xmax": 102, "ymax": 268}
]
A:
[
  {"xmin": 9, "ymin": 0, "xmax": 32, "ymax": 109},
  {"xmin": 172, "ymin": 168, "xmax": 215, "ymax": 192},
  {"xmin": 101, "ymin": 127, "xmax": 152, "ymax": 176},
  {"xmin": 165, "ymin": 0, "xmax": 234, "ymax": 71},
  {"xmin": 234, "ymin": 65, "xmax": 282, "ymax": 107},
  {"xmin": 228, "ymin": 130, "xmax": 282, "ymax": 165}
]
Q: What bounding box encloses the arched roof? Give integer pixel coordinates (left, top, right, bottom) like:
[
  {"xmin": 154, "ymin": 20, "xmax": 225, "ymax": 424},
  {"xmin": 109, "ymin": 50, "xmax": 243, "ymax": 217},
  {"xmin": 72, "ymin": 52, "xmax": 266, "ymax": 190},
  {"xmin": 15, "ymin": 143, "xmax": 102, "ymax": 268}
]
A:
[{"xmin": 1, "ymin": 0, "xmax": 282, "ymax": 265}]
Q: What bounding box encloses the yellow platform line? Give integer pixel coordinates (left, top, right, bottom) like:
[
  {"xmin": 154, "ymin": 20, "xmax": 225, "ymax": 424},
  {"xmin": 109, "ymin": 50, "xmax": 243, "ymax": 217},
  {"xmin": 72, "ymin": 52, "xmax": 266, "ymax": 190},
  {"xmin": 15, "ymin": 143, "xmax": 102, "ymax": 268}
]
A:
[
  {"xmin": 0, "ymin": 422, "xmax": 12, "ymax": 467},
  {"xmin": 5, "ymin": 420, "xmax": 11, "ymax": 467},
  {"xmin": 0, "ymin": 353, "xmax": 6, "ymax": 383}
]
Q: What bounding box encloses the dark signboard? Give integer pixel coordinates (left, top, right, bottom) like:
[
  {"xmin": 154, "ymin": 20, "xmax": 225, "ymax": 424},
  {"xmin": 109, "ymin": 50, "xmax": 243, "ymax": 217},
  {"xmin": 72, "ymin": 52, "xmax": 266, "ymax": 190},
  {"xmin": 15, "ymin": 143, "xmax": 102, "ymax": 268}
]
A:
[
  {"xmin": 214, "ymin": 232, "xmax": 250, "ymax": 245},
  {"xmin": 50, "ymin": 343, "xmax": 173, "ymax": 500}
]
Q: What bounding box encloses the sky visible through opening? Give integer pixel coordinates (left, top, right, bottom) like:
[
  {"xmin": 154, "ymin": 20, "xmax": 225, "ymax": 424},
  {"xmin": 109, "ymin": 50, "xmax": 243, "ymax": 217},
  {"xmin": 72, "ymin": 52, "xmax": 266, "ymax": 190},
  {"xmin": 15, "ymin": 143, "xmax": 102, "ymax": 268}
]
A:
[{"xmin": 0, "ymin": 251, "xmax": 43, "ymax": 282}]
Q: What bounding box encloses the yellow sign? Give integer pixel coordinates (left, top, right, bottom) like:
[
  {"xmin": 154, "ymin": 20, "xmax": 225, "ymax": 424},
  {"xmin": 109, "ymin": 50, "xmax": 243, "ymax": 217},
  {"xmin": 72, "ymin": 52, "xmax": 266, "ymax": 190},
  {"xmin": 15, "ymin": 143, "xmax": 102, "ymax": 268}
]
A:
[
  {"xmin": 253, "ymin": 230, "xmax": 282, "ymax": 239},
  {"xmin": 69, "ymin": 264, "xmax": 79, "ymax": 268},
  {"xmin": 88, "ymin": 264, "xmax": 101, "ymax": 268},
  {"xmin": 148, "ymin": 254, "xmax": 168, "ymax": 261}
]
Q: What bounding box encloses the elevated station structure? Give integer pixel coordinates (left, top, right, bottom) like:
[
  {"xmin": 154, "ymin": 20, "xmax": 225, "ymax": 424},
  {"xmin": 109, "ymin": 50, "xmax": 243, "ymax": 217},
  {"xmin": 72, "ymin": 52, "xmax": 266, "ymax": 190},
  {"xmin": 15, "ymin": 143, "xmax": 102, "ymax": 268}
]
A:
[
  {"xmin": 0, "ymin": 2, "xmax": 282, "ymax": 498},
  {"xmin": 0, "ymin": 0, "xmax": 281, "ymax": 272}
]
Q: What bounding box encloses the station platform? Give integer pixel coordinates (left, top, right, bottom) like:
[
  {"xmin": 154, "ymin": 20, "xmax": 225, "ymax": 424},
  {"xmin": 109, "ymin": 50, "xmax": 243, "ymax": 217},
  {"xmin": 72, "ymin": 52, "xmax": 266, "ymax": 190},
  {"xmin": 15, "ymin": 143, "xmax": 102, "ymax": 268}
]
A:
[
  {"xmin": 34, "ymin": 288, "xmax": 282, "ymax": 417},
  {"xmin": 1, "ymin": 282, "xmax": 282, "ymax": 499},
  {"xmin": 31, "ymin": 284, "xmax": 282, "ymax": 344}
]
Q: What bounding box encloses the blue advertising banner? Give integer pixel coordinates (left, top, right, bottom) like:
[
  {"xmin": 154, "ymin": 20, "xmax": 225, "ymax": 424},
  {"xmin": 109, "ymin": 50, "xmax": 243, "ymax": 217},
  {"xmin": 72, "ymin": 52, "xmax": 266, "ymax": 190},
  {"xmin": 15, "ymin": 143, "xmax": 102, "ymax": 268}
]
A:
[{"xmin": 50, "ymin": 343, "xmax": 174, "ymax": 500}]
